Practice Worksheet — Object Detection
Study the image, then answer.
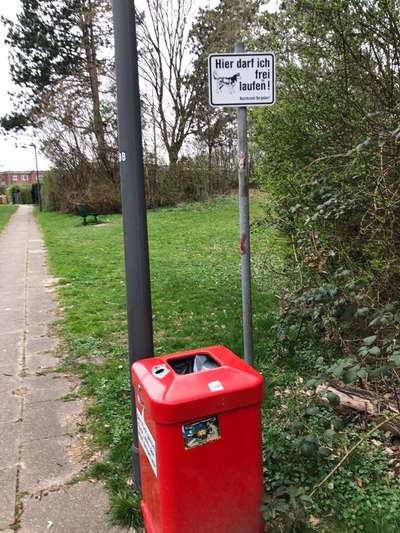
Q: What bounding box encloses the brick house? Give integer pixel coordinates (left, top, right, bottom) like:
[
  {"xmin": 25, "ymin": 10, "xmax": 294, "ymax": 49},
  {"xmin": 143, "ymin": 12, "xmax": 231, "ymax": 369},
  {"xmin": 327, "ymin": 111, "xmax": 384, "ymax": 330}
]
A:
[{"xmin": 0, "ymin": 170, "xmax": 45, "ymax": 187}]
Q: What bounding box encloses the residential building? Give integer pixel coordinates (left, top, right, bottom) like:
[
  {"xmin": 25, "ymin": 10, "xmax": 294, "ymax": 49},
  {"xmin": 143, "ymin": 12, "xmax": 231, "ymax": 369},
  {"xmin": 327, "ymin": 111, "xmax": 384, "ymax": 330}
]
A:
[{"xmin": 0, "ymin": 170, "xmax": 45, "ymax": 187}]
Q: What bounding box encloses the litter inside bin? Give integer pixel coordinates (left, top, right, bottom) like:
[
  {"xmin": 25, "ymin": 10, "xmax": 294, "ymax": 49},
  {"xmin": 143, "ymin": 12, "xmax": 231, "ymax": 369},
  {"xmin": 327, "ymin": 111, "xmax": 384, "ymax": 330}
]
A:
[{"xmin": 168, "ymin": 354, "xmax": 220, "ymax": 375}]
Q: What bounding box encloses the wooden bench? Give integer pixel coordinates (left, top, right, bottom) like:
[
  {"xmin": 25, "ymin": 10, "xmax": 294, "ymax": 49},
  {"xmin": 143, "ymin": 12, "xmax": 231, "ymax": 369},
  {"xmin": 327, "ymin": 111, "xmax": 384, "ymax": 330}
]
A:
[{"xmin": 74, "ymin": 203, "xmax": 98, "ymax": 225}]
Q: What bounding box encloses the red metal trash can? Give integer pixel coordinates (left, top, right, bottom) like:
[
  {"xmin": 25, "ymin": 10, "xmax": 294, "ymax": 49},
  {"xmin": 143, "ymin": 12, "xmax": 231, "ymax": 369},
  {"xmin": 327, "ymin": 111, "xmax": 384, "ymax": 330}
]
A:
[{"xmin": 132, "ymin": 345, "xmax": 265, "ymax": 533}]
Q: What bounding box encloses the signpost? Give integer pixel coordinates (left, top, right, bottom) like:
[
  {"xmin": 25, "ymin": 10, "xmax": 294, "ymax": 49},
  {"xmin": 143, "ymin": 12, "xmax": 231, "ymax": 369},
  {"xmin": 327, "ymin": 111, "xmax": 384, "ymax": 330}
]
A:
[{"xmin": 208, "ymin": 45, "xmax": 276, "ymax": 366}]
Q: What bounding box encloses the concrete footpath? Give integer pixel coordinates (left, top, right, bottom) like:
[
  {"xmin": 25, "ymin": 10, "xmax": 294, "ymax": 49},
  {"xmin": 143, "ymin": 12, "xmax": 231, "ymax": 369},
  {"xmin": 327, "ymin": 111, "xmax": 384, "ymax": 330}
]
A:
[{"xmin": 0, "ymin": 206, "xmax": 119, "ymax": 532}]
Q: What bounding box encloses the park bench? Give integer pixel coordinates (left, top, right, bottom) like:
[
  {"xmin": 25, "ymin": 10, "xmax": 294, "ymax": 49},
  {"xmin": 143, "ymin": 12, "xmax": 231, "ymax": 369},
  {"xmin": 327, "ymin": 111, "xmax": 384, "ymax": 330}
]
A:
[{"xmin": 74, "ymin": 203, "xmax": 99, "ymax": 225}]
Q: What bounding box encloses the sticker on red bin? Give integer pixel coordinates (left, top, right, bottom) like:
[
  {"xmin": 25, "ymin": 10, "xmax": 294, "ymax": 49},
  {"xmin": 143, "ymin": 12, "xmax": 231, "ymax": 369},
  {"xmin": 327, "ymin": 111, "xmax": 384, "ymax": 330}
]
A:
[
  {"xmin": 182, "ymin": 416, "xmax": 220, "ymax": 449},
  {"xmin": 208, "ymin": 380, "xmax": 224, "ymax": 392},
  {"xmin": 137, "ymin": 408, "xmax": 157, "ymax": 477}
]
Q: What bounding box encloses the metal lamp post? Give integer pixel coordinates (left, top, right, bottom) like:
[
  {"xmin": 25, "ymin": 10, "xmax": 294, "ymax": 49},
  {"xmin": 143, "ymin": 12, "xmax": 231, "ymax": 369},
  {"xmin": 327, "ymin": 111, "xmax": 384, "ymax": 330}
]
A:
[
  {"xmin": 30, "ymin": 143, "xmax": 42, "ymax": 211},
  {"xmin": 112, "ymin": 0, "xmax": 154, "ymax": 493}
]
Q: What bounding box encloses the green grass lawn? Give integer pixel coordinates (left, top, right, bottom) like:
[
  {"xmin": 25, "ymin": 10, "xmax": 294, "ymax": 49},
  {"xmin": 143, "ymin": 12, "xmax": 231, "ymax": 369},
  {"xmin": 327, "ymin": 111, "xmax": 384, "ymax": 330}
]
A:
[
  {"xmin": 37, "ymin": 195, "xmax": 284, "ymax": 525},
  {"xmin": 0, "ymin": 205, "xmax": 17, "ymax": 233},
  {"xmin": 38, "ymin": 195, "xmax": 281, "ymax": 356},
  {"xmin": 37, "ymin": 196, "xmax": 400, "ymax": 532}
]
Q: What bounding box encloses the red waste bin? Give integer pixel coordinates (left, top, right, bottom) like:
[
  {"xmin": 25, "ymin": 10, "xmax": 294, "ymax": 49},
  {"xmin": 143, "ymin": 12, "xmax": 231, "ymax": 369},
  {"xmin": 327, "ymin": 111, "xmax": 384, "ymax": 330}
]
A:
[{"xmin": 132, "ymin": 345, "xmax": 265, "ymax": 533}]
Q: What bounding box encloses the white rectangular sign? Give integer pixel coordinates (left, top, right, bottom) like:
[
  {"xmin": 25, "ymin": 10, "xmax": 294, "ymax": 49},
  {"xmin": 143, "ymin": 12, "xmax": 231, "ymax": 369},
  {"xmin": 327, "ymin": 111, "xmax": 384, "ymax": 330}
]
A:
[
  {"xmin": 208, "ymin": 52, "xmax": 275, "ymax": 108},
  {"xmin": 137, "ymin": 408, "xmax": 157, "ymax": 478}
]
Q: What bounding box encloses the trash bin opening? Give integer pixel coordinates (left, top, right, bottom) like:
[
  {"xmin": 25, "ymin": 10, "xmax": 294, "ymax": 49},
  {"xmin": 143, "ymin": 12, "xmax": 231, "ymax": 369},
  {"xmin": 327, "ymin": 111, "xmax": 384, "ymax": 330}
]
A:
[{"xmin": 167, "ymin": 354, "xmax": 220, "ymax": 375}]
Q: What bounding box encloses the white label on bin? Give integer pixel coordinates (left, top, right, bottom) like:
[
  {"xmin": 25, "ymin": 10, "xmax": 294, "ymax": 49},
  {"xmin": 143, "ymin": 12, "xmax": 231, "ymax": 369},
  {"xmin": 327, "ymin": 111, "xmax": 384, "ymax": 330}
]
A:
[
  {"xmin": 137, "ymin": 408, "xmax": 157, "ymax": 478},
  {"xmin": 208, "ymin": 380, "xmax": 224, "ymax": 392}
]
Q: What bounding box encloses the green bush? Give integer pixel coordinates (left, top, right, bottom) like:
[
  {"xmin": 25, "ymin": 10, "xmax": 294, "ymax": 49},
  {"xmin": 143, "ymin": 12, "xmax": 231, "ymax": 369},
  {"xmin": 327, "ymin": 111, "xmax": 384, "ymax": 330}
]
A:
[
  {"xmin": 6, "ymin": 182, "xmax": 33, "ymax": 204},
  {"xmin": 251, "ymin": 4, "xmax": 400, "ymax": 527},
  {"xmin": 252, "ymin": 0, "xmax": 400, "ymax": 381},
  {"xmin": 41, "ymin": 170, "xmax": 61, "ymax": 211},
  {"xmin": 262, "ymin": 379, "xmax": 400, "ymax": 532},
  {"xmin": 144, "ymin": 161, "xmax": 235, "ymax": 208},
  {"xmin": 41, "ymin": 160, "xmax": 235, "ymax": 213},
  {"xmin": 40, "ymin": 163, "xmax": 121, "ymax": 214}
]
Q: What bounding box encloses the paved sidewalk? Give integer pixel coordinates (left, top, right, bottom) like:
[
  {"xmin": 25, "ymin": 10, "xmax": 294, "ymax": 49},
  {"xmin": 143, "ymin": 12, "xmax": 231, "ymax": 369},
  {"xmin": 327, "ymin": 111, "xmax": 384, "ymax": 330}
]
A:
[{"xmin": 0, "ymin": 206, "xmax": 118, "ymax": 532}]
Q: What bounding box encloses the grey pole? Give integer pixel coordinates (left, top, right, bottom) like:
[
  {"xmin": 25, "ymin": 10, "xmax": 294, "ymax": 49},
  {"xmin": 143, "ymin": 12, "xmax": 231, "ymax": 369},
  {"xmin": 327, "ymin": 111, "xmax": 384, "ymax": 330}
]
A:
[
  {"xmin": 235, "ymin": 41, "xmax": 254, "ymax": 365},
  {"xmin": 30, "ymin": 143, "xmax": 42, "ymax": 211},
  {"xmin": 112, "ymin": 0, "xmax": 154, "ymax": 493}
]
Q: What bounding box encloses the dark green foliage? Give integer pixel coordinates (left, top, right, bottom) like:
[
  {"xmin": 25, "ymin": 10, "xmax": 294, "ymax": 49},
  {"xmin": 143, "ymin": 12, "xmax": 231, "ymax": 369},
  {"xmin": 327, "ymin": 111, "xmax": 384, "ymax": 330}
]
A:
[
  {"xmin": 253, "ymin": 0, "xmax": 400, "ymax": 386},
  {"xmin": 262, "ymin": 372, "xmax": 400, "ymax": 532},
  {"xmin": 144, "ymin": 161, "xmax": 236, "ymax": 208},
  {"xmin": 0, "ymin": 112, "xmax": 29, "ymax": 132},
  {"xmin": 40, "ymin": 170, "xmax": 62, "ymax": 212},
  {"xmin": 250, "ymin": 3, "xmax": 400, "ymax": 528},
  {"xmin": 5, "ymin": 0, "xmax": 83, "ymax": 91},
  {"xmin": 2, "ymin": 0, "xmax": 84, "ymax": 124}
]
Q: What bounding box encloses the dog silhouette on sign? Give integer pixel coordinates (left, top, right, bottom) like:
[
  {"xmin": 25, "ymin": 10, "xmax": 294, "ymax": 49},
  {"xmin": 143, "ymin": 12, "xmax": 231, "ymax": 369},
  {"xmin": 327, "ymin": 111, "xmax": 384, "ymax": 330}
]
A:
[{"xmin": 213, "ymin": 72, "xmax": 240, "ymax": 92}]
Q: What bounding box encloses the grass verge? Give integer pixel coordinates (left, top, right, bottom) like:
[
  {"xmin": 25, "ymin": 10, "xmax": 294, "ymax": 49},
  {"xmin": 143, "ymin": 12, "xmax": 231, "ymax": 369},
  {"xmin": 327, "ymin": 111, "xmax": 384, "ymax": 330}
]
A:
[
  {"xmin": 37, "ymin": 196, "xmax": 400, "ymax": 532},
  {"xmin": 37, "ymin": 195, "xmax": 283, "ymax": 527},
  {"xmin": 0, "ymin": 205, "xmax": 17, "ymax": 233}
]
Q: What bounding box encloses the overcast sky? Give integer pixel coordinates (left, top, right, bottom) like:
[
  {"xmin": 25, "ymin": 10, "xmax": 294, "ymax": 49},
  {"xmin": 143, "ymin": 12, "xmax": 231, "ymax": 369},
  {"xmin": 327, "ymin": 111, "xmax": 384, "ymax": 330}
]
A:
[{"xmin": 0, "ymin": 1, "xmax": 278, "ymax": 172}]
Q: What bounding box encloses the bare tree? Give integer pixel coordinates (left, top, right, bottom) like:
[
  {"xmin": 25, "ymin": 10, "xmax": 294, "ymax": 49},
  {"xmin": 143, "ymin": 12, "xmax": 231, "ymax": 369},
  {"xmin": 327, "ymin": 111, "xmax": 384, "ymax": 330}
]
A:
[
  {"xmin": 137, "ymin": 0, "xmax": 196, "ymax": 166},
  {"xmin": 80, "ymin": 0, "xmax": 114, "ymax": 180},
  {"xmin": 189, "ymin": 0, "xmax": 261, "ymax": 171}
]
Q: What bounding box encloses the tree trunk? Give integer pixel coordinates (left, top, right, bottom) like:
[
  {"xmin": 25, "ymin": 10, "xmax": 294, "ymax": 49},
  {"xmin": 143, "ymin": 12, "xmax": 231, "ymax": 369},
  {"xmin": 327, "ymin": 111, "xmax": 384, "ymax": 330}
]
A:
[
  {"xmin": 167, "ymin": 146, "xmax": 180, "ymax": 168},
  {"xmin": 207, "ymin": 142, "xmax": 213, "ymax": 171},
  {"xmin": 81, "ymin": 2, "xmax": 114, "ymax": 182}
]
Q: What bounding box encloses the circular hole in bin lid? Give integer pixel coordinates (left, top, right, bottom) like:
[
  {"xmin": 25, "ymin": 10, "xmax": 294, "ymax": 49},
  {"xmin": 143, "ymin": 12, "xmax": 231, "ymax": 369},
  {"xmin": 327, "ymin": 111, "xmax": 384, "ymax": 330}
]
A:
[{"xmin": 152, "ymin": 364, "xmax": 170, "ymax": 379}]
